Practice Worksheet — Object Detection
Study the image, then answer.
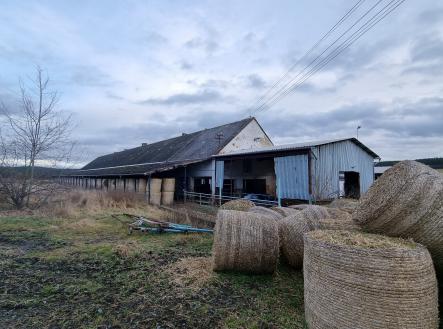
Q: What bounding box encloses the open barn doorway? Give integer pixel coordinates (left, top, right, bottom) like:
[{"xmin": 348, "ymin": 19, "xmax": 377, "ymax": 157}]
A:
[{"xmin": 339, "ymin": 171, "xmax": 360, "ymax": 199}]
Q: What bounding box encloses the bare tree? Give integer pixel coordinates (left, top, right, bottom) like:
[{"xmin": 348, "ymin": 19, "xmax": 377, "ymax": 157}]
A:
[{"xmin": 0, "ymin": 67, "xmax": 75, "ymax": 209}]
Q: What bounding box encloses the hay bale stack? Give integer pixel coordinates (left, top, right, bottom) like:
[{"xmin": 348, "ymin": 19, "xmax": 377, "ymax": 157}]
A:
[
  {"xmin": 248, "ymin": 206, "xmax": 284, "ymax": 221},
  {"xmin": 271, "ymin": 207, "xmax": 299, "ymax": 217},
  {"xmin": 304, "ymin": 230, "xmax": 439, "ymax": 329},
  {"xmin": 149, "ymin": 192, "xmax": 161, "ymax": 206},
  {"xmin": 161, "ymin": 191, "xmax": 174, "ymax": 206},
  {"xmin": 220, "ymin": 199, "xmax": 255, "ymax": 211},
  {"xmin": 280, "ymin": 205, "xmax": 358, "ymax": 268},
  {"xmin": 352, "ymin": 160, "xmax": 443, "ymax": 270},
  {"xmin": 149, "ymin": 178, "xmax": 162, "ymax": 193},
  {"xmin": 212, "ymin": 210, "xmax": 279, "ymax": 274},
  {"xmin": 162, "ymin": 178, "xmax": 176, "ymax": 192}
]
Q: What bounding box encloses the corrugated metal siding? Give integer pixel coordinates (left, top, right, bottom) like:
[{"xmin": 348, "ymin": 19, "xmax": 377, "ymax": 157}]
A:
[
  {"xmin": 311, "ymin": 140, "xmax": 374, "ymax": 200},
  {"xmin": 274, "ymin": 155, "xmax": 310, "ymax": 200},
  {"xmin": 215, "ymin": 160, "xmax": 224, "ymax": 187}
]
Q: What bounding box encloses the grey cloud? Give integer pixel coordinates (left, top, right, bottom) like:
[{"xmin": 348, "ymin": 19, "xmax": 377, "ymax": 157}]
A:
[
  {"xmin": 261, "ymin": 97, "xmax": 443, "ymax": 140},
  {"xmin": 138, "ymin": 89, "xmax": 223, "ymax": 106},
  {"xmin": 417, "ymin": 7, "xmax": 443, "ymax": 25},
  {"xmin": 184, "ymin": 37, "xmax": 218, "ymax": 54},
  {"xmin": 69, "ymin": 65, "xmax": 118, "ymax": 87},
  {"xmin": 180, "ymin": 61, "xmax": 193, "ymax": 70},
  {"xmin": 246, "ymin": 74, "xmax": 266, "ymax": 89},
  {"xmin": 410, "ymin": 35, "xmax": 443, "ymax": 62}
]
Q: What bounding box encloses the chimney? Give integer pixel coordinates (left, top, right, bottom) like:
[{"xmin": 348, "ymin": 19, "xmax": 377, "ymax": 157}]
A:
[{"xmin": 141, "ymin": 143, "xmax": 148, "ymax": 147}]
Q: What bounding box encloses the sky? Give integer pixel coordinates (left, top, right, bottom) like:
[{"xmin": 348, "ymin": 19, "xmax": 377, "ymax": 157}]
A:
[{"xmin": 0, "ymin": 0, "xmax": 442, "ymax": 166}]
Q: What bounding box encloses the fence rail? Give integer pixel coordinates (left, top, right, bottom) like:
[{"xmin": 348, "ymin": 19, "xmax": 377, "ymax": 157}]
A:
[{"xmin": 183, "ymin": 190, "xmax": 278, "ymax": 207}]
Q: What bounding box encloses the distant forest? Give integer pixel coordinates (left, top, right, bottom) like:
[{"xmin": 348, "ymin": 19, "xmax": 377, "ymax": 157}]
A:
[{"xmin": 376, "ymin": 157, "xmax": 443, "ymax": 169}]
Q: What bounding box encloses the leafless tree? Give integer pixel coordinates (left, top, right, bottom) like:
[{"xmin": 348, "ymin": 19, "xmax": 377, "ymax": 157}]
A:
[{"xmin": 0, "ymin": 67, "xmax": 75, "ymax": 209}]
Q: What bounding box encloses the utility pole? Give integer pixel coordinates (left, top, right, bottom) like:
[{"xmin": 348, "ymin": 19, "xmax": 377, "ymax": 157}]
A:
[{"xmin": 357, "ymin": 126, "xmax": 361, "ymax": 139}]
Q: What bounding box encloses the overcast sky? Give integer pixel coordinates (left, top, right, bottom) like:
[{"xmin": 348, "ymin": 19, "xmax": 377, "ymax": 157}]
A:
[{"xmin": 0, "ymin": 0, "xmax": 442, "ymax": 165}]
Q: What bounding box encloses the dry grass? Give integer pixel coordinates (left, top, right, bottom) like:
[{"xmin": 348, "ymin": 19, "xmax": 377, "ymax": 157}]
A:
[
  {"xmin": 40, "ymin": 189, "xmax": 168, "ymax": 220},
  {"xmin": 164, "ymin": 257, "xmax": 214, "ymax": 290}
]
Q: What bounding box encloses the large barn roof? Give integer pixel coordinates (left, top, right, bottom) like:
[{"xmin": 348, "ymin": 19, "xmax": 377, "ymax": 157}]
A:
[
  {"xmin": 215, "ymin": 137, "xmax": 379, "ymax": 159},
  {"xmin": 72, "ymin": 117, "xmax": 255, "ymax": 176}
]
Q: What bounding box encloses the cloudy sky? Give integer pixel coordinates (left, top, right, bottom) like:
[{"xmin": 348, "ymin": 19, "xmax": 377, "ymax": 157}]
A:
[{"xmin": 0, "ymin": 0, "xmax": 442, "ymax": 166}]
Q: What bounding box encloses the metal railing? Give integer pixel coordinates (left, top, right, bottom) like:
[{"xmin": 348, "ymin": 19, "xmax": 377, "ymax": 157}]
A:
[{"xmin": 183, "ymin": 190, "xmax": 278, "ymax": 207}]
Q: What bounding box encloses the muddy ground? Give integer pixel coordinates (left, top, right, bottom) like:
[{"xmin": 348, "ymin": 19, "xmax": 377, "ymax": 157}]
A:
[{"xmin": 0, "ymin": 214, "xmax": 305, "ymax": 329}]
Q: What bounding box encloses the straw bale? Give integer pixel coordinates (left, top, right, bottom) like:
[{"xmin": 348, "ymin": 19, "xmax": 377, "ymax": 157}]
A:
[
  {"xmin": 352, "ymin": 160, "xmax": 443, "ymax": 270},
  {"xmin": 149, "ymin": 192, "xmax": 161, "ymax": 206},
  {"xmin": 212, "ymin": 210, "xmax": 279, "ymax": 274},
  {"xmin": 220, "ymin": 199, "xmax": 255, "ymax": 211},
  {"xmin": 161, "ymin": 191, "xmax": 174, "ymax": 206},
  {"xmin": 248, "ymin": 206, "xmax": 284, "ymax": 221},
  {"xmin": 149, "ymin": 178, "xmax": 162, "ymax": 193},
  {"xmin": 162, "ymin": 178, "xmax": 175, "ymax": 192},
  {"xmin": 280, "ymin": 205, "xmax": 357, "ymax": 268},
  {"xmin": 271, "ymin": 207, "xmax": 299, "ymax": 217},
  {"xmin": 317, "ymin": 218, "xmax": 361, "ymax": 231},
  {"xmin": 304, "ymin": 230, "xmax": 439, "ymax": 329}
]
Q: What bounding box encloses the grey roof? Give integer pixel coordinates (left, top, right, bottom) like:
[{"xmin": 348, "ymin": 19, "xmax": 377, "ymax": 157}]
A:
[
  {"xmin": 70, "ymin": 117, "xmax": 255, "ymax": 176},
  {"xmin": 215, "ymin": 137, "xmax": 379, "ymax": 159}
]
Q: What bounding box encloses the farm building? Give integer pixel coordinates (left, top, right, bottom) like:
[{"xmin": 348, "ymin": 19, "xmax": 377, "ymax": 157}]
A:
[{"xmin": 61, "ymin": 117, "xmax": 379, "ymax": 203}]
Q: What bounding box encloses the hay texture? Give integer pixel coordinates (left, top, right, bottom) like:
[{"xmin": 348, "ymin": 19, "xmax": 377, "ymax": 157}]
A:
[
  {"xmin": 271, "ymin": 207, "xmax": 299, "ymax": 217},
  {"xmin": 220, "ymin": 199, "xmax": 255, "ymax": 211},
  {"xmin": 248, "ymin": 206, "xmax": 284, "ymax": 221},
  {"xmin": 304, "ymin": 230, "xmax": 439, "ymax": 329},
  {"xmin": 329, "ymin": 197, "xmax": 358, "ymax": 213},
  {"xmin": 280, "ymin": 205, "xmax": 357, "ymax": 268},
  {"xmin": 352, "ymin": 160, "xmax": 443, "ymax": 270},
  {"xmin": 212, "ymin": 210, "xmax": 279, "ymax": 274},
  {"xmin": 288, "ymin": 204, "xmax": 310, "ymax": 211}
]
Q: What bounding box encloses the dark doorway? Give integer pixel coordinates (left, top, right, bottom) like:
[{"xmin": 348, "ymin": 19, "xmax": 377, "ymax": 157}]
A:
[
  {"xmin": 243, "ymin": 179, "xmax": 267, "ymax": 195},
  {"xmin": 194, "ymin": 177, "xmax": 212, "ymax": 194},
  {"xmin": 222, "ymin": 179, "xmax": 235, "ymax": 195},
  {"xmin": 344, "ymin": 171, "xmax": 360, "ymax": 199}
]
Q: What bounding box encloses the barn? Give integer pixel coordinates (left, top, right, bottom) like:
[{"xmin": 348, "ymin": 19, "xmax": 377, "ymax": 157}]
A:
[{"xmin": 61, "ymin": 117, "xmax": 379, "ymax": 204}]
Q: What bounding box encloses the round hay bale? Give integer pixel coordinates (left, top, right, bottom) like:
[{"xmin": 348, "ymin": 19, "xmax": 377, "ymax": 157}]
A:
[
  {"xmin": 288, "ymin": 204, "xmax": 310, "ymax": 210},
  {"xmin": 248, "ymin": 206, "xmax": 283, "ymax": 221},
  {"xmin": 304, "ymin": 230, "xmax": 439, "ymax": 329},
  {"xmin": 352, "ymin": 160, "xmax": 443, "ymax": 270},
  {"xmin": 149, "ymin": 192, "xmax": 161, "ymax": 206},
  {"xmin": 162, "ymin": 178, "xmax": 175, "ymax": 192},
  {"xmin": 220, "ymin": 199, "xmax": 255, "ymax": 211},
  {"xmin": 212, "ymin": 210, "xmax": 279, "ymax": 274},
  {"xmin": 271, "ymin": 207, "xmax": 299, "ymax": 217},
  {"xmin": 161, "ymin": 191, "xmax": 174, "ymax": 206},
  {"xmin": 280, "ymin": 205, "xmax": 357, "ymax": 269},
  {"xmin": 149, "ymin": 178, "xmax": 162, "ymax": 193}
]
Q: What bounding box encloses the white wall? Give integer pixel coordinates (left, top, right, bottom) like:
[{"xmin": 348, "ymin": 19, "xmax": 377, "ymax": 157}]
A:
[{"xmin": 218, "ymin": 119, "xmax": 273, "ymax": 154}]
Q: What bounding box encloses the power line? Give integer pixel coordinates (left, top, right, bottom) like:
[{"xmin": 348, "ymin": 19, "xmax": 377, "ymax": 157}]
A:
[
  {"xmin": 250, "ymin": 0, "xmax": 407, "ymax": 116},
  {"xmin": 247, "ymin": 0, "xmax": 367, "ymax": 112},
  {"xmin": 255, "ymin": 0, "xmax": 406, "ymax": 113},
  {"xmin": 252, "ymin": 0, "xmax": 385, "ymax": 114}
]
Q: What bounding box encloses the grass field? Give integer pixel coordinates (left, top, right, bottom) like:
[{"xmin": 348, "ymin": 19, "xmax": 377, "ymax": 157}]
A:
[{"xmin": 0, "ymin": 210, "xmax": 306, "ymax": 329}]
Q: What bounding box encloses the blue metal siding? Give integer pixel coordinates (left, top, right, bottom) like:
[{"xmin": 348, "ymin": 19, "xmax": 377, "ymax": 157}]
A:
[
  {"xmin": 215, "ymin": 160, "xmax": 224, "ymax": 187},
  {"xmin": 274, "ymin": 155, "xmax": 310, "ymax": 200},
  {"xmin": 311, "ymin": 140, "xmax": 374, "ymax": 200}
]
